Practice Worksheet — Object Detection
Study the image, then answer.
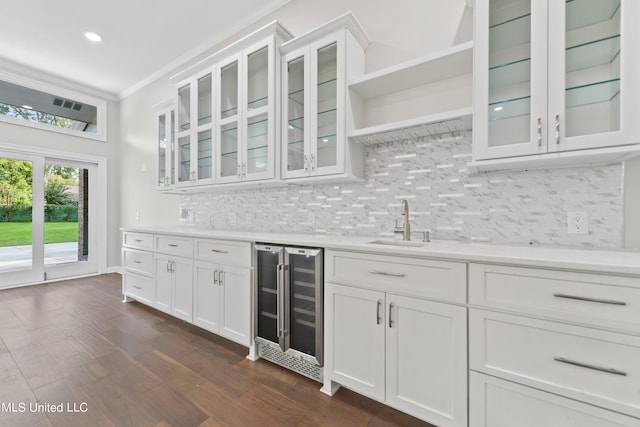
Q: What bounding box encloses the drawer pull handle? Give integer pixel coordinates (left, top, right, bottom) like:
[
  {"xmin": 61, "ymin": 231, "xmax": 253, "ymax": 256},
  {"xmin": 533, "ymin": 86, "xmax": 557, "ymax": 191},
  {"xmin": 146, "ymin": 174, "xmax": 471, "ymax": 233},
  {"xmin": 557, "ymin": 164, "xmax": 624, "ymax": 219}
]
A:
[
  {"xmin": 368, "ymin": 270, "xmax": 406, "ymax": 278},
  {"xmin": 211, "ymin": 249, "xmax": 229, "ymax": 254},
  {"xmin": 133, "ymin": 285, "xmax": 142, "ymax": 290},
  {"xmin": 133, "ymin": 260, "xmax": 142, "ymax": 264},
  {"xmin": 554, "ymin": 357, "xmax": 627, "ymax": 377},
  {"xmin": 553, "ymin": 293, "xmax": 626, "ymax": 306},
  {"xmin": 376, "ymin": 300, "xmax": 382, "ymax": 325},
  {"xmin": 134, "ymin": 239, "xmax": 143, "ymax": 242},
  {"xmin": 168, "ymin": 244, "xmax": 179, "ymax": 247}
]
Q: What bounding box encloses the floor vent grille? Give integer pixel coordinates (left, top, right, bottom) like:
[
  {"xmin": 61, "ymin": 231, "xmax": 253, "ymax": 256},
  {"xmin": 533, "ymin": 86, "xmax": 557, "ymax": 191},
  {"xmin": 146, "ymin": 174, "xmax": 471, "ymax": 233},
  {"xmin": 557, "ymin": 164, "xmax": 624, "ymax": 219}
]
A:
[{"xmin": 257, "ymin": 341, "xmax": 323, "ymax": 383}]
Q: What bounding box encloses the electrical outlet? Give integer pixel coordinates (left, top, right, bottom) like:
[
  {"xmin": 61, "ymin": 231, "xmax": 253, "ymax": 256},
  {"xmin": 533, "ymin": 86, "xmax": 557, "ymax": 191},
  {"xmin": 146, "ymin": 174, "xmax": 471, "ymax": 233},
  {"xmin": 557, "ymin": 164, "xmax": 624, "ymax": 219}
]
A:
[{"xmin": 567, "ymin": 211, "xmax": 589, "ymax": 235}]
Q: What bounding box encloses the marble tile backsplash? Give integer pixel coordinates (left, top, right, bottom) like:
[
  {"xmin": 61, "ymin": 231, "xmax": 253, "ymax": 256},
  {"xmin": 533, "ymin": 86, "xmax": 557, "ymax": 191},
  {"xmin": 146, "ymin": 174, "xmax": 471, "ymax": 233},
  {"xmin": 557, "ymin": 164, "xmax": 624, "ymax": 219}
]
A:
[{"xmin": 181, "ymin": 134, "xmax": 624, "ymax": 248}]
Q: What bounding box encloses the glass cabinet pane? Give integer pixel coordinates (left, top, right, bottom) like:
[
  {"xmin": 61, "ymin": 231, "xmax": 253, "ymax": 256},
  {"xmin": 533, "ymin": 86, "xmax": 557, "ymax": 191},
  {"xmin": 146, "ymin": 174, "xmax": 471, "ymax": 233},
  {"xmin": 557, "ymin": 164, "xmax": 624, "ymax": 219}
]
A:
[
  {"xmin": 158, "ymin": 113, "xmax": 166, "ymax": 186},
  {"xmin": 177, "ymin": 84, "xmax": 191, "ymax": 131},
  {"xmin": 197, "ymin": 129, "xmax": 212, "ymax": 180},
  {"xmin": 564, "ymin": 0, "xmax": 621, "ymax": 138},
  {"xmin": 177, "ymin": 135, "xmax": 191, "ymax": 183},
  {"xmin": 316, "ymin": 43, "xmax": 337, "ymax": 168},
  {"xmin": 247, "ymin": 113, "xmax": 268, "ymax": 174},
  {"xmin": 197, "ymin": 73, "xmax": 212, "ymax": 126},
  {"xmin": 220, "ymin": 62, "xmax": 239, "ymax": 119},
  {"xmin": 488, "ymin": 0, "xmax": 532, "ymax": 146},
  {"xmin": 287, "ymin": 56, "xmax": 305, "ymax": 173},
  {"xmin": 220, "ymin": 122, "xmax": 238, "ymax": 178},
  {"xmin": 247, "ymin": 47, "xmax": 269, "ymax": 111},
  {"xmin": 169, "ymin": 111, "xmax": 176, "ymax": 184}
]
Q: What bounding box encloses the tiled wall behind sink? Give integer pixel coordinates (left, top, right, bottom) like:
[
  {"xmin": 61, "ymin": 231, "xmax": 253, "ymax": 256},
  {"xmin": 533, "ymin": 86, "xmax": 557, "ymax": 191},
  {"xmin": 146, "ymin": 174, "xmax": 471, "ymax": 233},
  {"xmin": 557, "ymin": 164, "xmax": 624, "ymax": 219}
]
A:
[{"xmin": 181, "ymin": 133, "xmax": 625, "ymax": 248}]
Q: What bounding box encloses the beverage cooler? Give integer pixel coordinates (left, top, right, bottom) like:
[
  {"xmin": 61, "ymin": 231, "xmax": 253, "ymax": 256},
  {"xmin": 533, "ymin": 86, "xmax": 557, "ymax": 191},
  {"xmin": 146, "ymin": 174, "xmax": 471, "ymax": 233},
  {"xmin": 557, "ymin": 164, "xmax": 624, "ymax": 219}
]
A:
[{"xmin": 254, "ymin": 244, "xmax": 323, "ymax": 381}]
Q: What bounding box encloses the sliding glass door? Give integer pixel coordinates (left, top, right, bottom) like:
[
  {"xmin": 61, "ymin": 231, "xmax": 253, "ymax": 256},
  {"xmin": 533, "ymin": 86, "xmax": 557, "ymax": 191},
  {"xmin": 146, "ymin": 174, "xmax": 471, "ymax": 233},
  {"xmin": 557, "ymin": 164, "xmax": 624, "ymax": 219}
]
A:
[
  {"xmin": 0, "ymin": 151, "xmax": 97, "ymax": 288},
  {"xmin": 0, "ymin": 151, "xmax": 44, "ymax": 286},
  {"xmin": 43, "ymin": 159, "xmax": 98, "ymax": 281}
]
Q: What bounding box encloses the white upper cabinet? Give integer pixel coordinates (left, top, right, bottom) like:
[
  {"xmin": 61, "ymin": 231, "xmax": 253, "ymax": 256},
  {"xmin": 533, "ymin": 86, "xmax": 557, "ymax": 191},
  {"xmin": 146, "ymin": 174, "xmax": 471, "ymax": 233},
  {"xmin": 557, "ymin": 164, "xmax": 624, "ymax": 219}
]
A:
[
  {"xmin": 155, "ymin": 103, "xmax": 175, "ymax": 190},
  {"xmin": 175, "ymin": 69, "xmax": 215, "ymax": 187},
  {"xmin": 281, "ymin": 13, "xmax": 369, "ymax": 182},
  {"xmin": 216, "ymin": 38, "xmax": 277, "ymax": 184},
  {"xmin": 473, "ymin": 0, "xmax": 640, "ymax": 166},
  {"xmin": 169, "ymin": 21, "xmax": 292, "ymax": 190}
]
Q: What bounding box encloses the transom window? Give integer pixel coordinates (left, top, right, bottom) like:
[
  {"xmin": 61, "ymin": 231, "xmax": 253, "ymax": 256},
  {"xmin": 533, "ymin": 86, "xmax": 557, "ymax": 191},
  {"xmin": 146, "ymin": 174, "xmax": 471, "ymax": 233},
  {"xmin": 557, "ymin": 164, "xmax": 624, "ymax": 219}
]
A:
[{"xmin": 0, "ymin": 71, "xmax": 107, "ymax": 141}]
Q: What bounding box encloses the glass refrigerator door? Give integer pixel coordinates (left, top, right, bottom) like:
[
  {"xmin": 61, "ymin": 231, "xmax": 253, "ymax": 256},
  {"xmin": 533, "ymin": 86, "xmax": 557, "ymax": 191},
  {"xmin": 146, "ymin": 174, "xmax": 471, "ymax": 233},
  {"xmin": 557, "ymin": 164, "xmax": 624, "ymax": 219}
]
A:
[
  {"xmin": 256, "ymin": 245, "xmax": 283, "ymax": 346},
  {"xmin": 285, "ymin": 247, "xmax": 323, "ymax": 365}
]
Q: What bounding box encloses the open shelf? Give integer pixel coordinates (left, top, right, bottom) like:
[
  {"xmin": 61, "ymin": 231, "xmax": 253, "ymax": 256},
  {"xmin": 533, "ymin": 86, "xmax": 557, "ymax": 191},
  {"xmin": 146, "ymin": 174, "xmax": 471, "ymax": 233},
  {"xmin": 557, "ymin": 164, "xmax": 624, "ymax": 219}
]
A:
[
  {"xmin": 349, "ymin": 107, "xmax": 472, "ymax": 146},
  {"xmin": 349, "ymin": 41, "xmax": 473, "ymax": 100}
]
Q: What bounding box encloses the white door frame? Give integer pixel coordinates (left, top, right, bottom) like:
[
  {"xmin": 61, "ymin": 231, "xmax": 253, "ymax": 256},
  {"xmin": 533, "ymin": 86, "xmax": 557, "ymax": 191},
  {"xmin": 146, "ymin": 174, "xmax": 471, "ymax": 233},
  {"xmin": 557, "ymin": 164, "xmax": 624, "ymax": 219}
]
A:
[
  {"xmin": 0, "ymin": 150, "xmax": 44, "ymax": 286},
  {"xmin": 0, "ymin": 141, "xmax": 108, "ymax": 288}
]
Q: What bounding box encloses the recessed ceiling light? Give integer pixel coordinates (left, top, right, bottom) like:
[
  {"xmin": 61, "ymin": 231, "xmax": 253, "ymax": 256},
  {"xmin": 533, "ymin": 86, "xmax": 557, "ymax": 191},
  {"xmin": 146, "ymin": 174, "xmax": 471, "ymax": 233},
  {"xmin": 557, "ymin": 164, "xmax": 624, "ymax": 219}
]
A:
[
  {"xmin": 493, "ymin": 106, "xmax": 503, "ymax": 112},
  {"xmin": 83, "ymin": 31, "xmax": 102, "ymax": 43},
  {"xmin": 22, "ymin": 105, "xmax": 33, "ymax": 109}
]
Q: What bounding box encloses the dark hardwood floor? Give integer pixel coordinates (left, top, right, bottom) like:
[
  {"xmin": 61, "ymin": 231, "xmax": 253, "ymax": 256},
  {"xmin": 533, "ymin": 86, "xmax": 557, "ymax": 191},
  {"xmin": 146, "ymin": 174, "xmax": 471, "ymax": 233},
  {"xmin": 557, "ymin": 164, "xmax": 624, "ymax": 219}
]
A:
[{"xmin": 0, "ymin": 274, "xmax": 434, "ymax": 427}]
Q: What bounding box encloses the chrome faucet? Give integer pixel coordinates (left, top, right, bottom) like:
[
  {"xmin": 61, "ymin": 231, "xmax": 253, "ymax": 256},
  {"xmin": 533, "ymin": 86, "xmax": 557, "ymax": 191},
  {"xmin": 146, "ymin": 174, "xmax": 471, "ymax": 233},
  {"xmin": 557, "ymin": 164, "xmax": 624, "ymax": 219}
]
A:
[{"xmin": 394, "ymin": 199, "xmax": 411, "ymax": 241}]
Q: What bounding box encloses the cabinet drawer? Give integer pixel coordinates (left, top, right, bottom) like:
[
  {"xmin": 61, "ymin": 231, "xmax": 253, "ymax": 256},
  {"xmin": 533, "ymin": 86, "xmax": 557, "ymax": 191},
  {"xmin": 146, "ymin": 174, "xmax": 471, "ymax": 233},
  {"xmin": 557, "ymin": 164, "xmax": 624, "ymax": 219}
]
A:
[
  {"xmin": 123, "ymin": 232, "xmax": 153, "ymax": 250},
  {"xmin": 124, "ymin": 272, "xmax": 154, "ymax": 306},
  {"xmin": 470, "ymin": 372, "xmax": 639, "ymax": 427},
  {"xmin": 154, "ymin": 235, "xmax": 193, "ymax": 257},
  {"xmin": 469, "ymin": 309, "xmax": 640, "ymax": 418},
  {"xmin": 325, "ymin": 250, "xmax": 466, "ymax": 303},
  {"xmin": 469, "ymin": 264, "xmax": 640, "ymax": 333},
  {"xmin": 194, "ymin": 238, "xmax": 251, "ymax": 267},
  {"xmin": 123, "ymin": 248, "xmax": 153, "ymax": 276}
]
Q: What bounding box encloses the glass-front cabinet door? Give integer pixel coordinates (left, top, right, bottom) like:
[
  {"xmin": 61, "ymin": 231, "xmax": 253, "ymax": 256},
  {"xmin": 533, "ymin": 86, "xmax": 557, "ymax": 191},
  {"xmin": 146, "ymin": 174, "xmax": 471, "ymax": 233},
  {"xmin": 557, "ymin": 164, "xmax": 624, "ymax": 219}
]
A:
[
  {"xmin": 473, "ymin": 0, "xmax": 548, "ymax": 160},
  {"xmin": 546, "ymin": 0, "xmax": 639, "ymax": 153},
  {"xmin": 244, "ymin": 44, "xmax": 273, "ymax": 180},
  {"xmin": 174, "ymin": 68, "xmax": 215, "ymax": 187},
  {"xmin": 217, "ymin": 55, "xmax": 242, "ymax": 183},
  {"xmin": 313, "ymin": 41, "xmax": 340, "ymax": 174},
  {"xmin": 284, "ymin": 53, "xmax": 307, "ymax": 176},
  {"xmin": 156, "ymin": 108, "xmax": 175, "ymax": 190},
  {"xmin": 282, "ymin": 34, "xmax": 345, "ymax": 179},
  {"xmin": 217, "ymin": 41, "xmax": 276, "ymax": 184},
  {"xmin": 474, "ymin": 0, "xmax": 640, "ymax": 161}
]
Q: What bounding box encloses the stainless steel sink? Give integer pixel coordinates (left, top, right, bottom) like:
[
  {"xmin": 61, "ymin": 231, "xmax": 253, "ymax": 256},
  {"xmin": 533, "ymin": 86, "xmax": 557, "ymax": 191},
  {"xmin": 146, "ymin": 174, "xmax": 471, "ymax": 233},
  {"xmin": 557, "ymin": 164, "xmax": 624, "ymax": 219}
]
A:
[{"xmin": 368, "ymin": 239, "xmax": 425, "ymax": 247}]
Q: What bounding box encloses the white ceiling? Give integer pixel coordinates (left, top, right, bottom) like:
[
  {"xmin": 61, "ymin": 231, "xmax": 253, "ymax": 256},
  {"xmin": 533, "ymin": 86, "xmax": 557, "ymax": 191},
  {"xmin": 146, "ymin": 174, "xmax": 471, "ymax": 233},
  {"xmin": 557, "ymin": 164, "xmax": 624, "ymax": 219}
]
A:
[{"xmin": 0, "ymin": 0, "xmax": 289, "ymax": 99}]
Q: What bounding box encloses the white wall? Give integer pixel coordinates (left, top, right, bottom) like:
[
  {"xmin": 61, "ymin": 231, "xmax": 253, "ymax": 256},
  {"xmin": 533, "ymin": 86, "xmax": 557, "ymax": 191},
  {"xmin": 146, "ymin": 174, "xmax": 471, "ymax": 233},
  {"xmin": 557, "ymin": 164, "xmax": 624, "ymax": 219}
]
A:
[{"xmin": 118, "ymin": 0, "xmax": 640, "ymax": 250}]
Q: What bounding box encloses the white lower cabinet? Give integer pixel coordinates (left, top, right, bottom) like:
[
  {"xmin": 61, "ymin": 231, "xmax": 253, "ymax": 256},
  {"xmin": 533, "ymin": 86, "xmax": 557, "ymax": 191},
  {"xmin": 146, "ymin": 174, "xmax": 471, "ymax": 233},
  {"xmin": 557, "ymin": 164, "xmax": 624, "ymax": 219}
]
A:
[
  {"xmin": 325, "ymin": 282, "xmax": 467, "ymax": 427},
  {"xmin": 193, "ymin": 261, "xmax": 251, "ymax": 346},
  {"xmin": 154, "ymin": 253, "xmax": 193, "ymax": 322},
  {"xmin": 470, "ymin": 372, "xmax": 639, "ymax": 427},
  {"xmin": 123, "ymin": 272, "xmax": 154, "ymax": 306},
  {"xmin": 326, "ymin": 284, "xmax": 385, "ymax": 400},
  {"xmin": 123, "ymin": 232, "xmax": 252, "ymax": 349},
  {"xmin": 468, "ymin": 262, "xmax": 640, "ymax": 426}
]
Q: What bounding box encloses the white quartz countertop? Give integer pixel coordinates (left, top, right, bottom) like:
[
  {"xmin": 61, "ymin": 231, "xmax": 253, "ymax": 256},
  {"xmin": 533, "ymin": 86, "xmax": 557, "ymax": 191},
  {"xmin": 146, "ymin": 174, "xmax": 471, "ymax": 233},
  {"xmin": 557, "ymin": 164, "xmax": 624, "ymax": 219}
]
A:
[{"xmin": 121, "ymin": 225, "xmax": 640, "ymax": 276}]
